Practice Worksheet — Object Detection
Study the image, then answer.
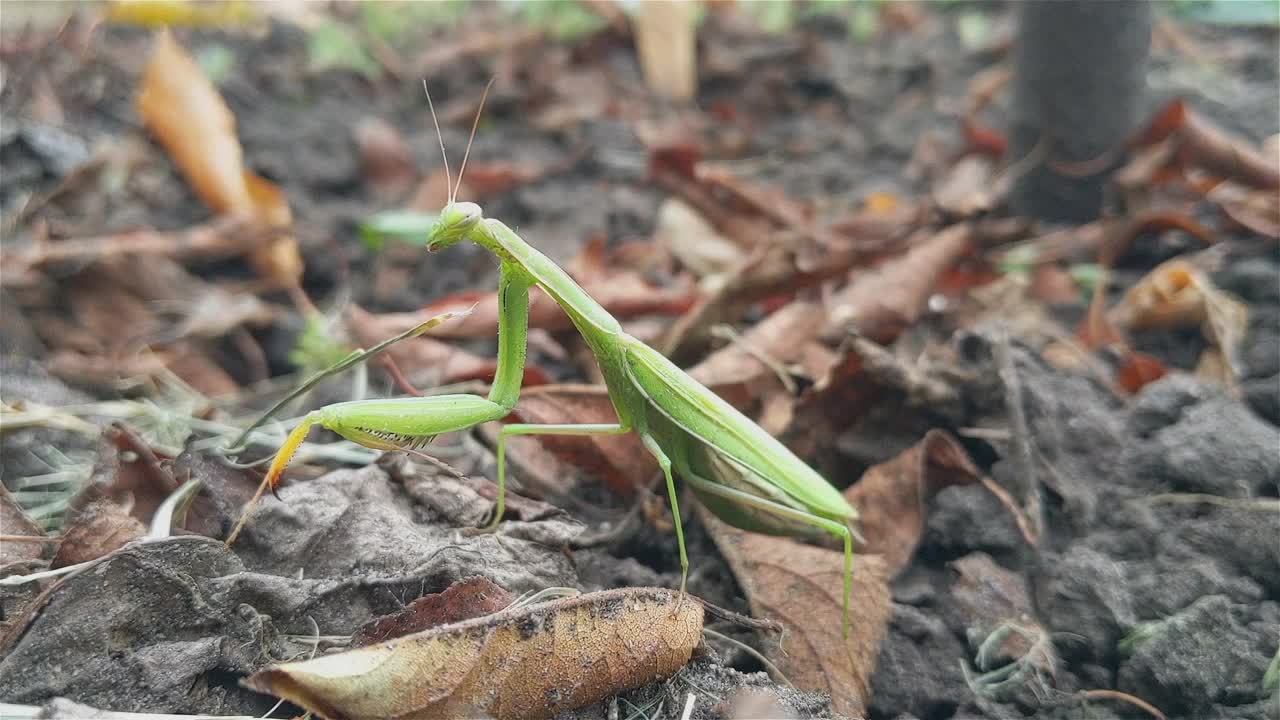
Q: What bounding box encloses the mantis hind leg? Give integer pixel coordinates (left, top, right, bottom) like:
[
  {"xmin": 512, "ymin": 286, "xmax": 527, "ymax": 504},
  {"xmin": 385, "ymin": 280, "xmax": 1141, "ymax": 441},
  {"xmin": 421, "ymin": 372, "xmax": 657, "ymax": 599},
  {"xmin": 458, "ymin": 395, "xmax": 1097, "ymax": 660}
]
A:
[
  {"xmin": 683, "ymin": 470, "xmax": 854, "ymax": 639},
  {"xmin": 637, "ymin": 434, "xmax": 688, "ymax": 593},
  {"xmin": 489, "ymin": 422, "xmax": 629, "ymax": 532}
]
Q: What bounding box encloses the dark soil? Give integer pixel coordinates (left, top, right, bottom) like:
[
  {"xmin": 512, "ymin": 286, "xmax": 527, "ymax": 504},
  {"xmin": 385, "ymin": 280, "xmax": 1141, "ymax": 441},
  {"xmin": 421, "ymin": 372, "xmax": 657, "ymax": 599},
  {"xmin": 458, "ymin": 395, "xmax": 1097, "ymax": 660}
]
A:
[{"xmin": 1, "ymin": 3, "xmax": 1277, "ymax": 720}]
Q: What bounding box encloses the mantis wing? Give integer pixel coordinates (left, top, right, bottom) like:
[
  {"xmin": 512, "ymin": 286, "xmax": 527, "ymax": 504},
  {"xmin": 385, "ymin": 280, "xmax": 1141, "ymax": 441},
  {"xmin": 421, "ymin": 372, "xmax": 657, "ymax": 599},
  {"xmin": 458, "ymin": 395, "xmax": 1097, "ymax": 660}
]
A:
[{"xmin": 620, "ymin": 339, "xmax": 855, "ymax": 522}]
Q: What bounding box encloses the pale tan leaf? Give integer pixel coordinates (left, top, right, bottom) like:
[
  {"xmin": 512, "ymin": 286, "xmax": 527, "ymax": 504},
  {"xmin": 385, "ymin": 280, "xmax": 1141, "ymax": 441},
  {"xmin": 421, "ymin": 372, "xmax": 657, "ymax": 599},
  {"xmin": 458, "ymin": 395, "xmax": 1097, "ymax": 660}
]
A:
[
  {"xmin": 634, "ymin": 0, "xmax": 697, "ymax": 101},
  {"xmin": 245, "ymin": 587, "xmax": 702, "ymax": 720}
]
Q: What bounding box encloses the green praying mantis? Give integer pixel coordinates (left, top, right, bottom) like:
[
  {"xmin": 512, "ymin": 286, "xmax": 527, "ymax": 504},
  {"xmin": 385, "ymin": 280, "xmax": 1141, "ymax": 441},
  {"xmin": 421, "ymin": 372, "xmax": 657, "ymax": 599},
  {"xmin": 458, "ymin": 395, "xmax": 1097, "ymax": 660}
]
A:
[{"xmin": 259, "ymin": 83, "xmax": 860, "ymax": 636}]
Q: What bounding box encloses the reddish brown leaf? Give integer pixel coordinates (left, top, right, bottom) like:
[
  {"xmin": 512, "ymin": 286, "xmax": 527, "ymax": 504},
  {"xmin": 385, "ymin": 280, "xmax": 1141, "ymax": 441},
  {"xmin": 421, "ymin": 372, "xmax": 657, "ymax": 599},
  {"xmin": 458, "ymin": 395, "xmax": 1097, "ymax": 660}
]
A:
[
  {"xmin": 963, "ymin": 118, "xmax": 1008, "ymax": 159},
  {"xmin": 1132, "ymin": 97, "xmax": 1188, "ymax": 147},
  {"xmin": 844, "ymin": 430, "xmax": 982, "ymax": 575},
  {"xmin": 352, "ymin": 577, "xmax": 514, "ymax": 647},
  {"xmin": 1116, "ymin": 352, "xmax": 1169, "ymax": 395}
]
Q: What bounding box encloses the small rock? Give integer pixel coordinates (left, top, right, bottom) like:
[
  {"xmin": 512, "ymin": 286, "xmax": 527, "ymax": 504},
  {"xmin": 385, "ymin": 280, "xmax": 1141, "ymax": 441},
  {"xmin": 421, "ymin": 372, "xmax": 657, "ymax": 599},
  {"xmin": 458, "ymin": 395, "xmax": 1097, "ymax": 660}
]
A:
[
  {"xmin": 1035, "ymin": 546, "xmax": 1136, "ymax": 664},
  {"xmin": 1124, "ymin": 396, "xmax": 1280, "ymax": 497},
  {"xmin": 1244, "ymin": 374, "xmax": 1280, "ymax": 426},
  {"xmin": 1119, "ymin": 595, "xmax": 1270, "ymax": 715},
  {"xmin": 925, "ymin": 485, "xmax": 1025, "ymax": 558},
  {"xmin": 869, "ymin": 604, "xmax": 971, "ymax": 719},
  {"xmin": 1126, "ymin": 374, "xmax": 1218, "ymax": 437},
  {"xmin": 1213, "ymin": 257, "xmax": 1280, "ymax": 306}
]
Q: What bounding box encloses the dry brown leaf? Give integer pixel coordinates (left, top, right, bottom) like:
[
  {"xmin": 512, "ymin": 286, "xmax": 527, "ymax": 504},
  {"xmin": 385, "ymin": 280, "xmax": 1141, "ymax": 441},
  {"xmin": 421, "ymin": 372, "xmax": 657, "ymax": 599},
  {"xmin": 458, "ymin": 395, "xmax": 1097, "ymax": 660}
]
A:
[
  {"xmin": 391, "ymin": 270, "xmax": 697, "ymax": 341},
  {"xmin": 844, "ymin": 430, "xmax": 982, "ymax": 575},
  {"xmin": 352, "ymin": 576, "xmax": 514, "ymax": 647},
  {"xmin": 51, "ymin": 499, "xmax": 146, "ymax": 569},
  {"xmin": 1209, "ymin": 182, "xmax": 1280, "ymax": 239},
  {"xmin": 137, "ymin": 31, "xmax": 302, "ymax": 288},
  {"xmin": 823, "ymin": 223, "xmax": 975, "ymax": 343},
  {"xmin": 688, "ymin": 299, "xmax": 828, "ymax": 402},
  {"xmin": 699, "ymin": 507, "xmax": 892, "ymax": 719},
  {"xmin": 245, "ymin": 587, "xmax": 702, "ymax": 720}
]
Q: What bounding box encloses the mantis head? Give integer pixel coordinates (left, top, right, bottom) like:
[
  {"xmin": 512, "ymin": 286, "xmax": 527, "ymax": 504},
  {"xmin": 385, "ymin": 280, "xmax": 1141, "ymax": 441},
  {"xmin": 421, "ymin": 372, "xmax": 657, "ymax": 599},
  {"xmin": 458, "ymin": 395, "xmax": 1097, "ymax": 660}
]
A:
[{"xmin": 426, "ymin": 201, "xmax": 482, "ymax": 251}]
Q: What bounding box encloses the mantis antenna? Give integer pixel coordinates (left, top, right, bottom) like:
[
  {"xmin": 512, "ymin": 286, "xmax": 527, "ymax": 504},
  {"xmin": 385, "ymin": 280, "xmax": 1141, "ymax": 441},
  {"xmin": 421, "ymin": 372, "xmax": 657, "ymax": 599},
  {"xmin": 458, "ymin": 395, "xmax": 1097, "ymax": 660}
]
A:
[
  {"xmin": 454, "ymin": 76, "xmax": 496, "ymax": 202},
  {"xmin": 422, "ymin": 79, "xmax": 453, "ymax": 204}
]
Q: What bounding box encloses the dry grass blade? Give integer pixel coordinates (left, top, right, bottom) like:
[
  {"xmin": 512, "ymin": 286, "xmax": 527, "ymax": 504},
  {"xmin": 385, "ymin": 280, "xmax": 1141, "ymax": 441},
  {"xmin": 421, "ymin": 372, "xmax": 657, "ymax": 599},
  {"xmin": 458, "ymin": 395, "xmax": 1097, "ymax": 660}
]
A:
[{"xmin": 244, "ymin": 587, "xmax": 703, "ymax": 720}]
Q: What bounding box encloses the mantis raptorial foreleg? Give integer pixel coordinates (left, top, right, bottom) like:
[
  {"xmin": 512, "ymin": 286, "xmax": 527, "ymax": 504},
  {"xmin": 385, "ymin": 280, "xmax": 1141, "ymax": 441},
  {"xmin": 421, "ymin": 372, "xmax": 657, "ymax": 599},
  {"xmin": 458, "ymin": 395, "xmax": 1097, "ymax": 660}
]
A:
[{"xmin": 490, "ymin": 422, "xmax": 629, "ymax": 531}]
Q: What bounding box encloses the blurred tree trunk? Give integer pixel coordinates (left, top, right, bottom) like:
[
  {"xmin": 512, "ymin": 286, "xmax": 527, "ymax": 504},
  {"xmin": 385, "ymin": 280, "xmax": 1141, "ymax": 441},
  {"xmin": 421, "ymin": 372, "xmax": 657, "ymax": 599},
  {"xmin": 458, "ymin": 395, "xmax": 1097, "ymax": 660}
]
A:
[{"xmin": 1007, "ymin": 0, "xmax": 1153, "ymax": 222}]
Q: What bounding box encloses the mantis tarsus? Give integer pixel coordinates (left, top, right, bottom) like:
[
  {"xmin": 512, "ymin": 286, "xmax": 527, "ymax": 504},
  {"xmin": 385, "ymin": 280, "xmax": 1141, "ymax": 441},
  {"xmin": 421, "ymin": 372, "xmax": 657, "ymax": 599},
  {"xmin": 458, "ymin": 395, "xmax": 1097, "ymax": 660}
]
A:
[{"xmin": 259, "ymin": 82, "xmax": 860, "ymax": 636}]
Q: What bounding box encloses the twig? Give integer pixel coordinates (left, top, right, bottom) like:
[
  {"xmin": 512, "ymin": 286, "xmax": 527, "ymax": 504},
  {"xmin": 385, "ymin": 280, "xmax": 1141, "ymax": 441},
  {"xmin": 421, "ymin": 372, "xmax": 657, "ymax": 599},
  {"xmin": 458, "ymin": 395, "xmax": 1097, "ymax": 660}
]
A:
[
  {"xmin": 109, "ymin": 421, "xmax": 176, "ymax": 494},
  {"xmin": 993, "ymin": 329, "xmax": 1043, "ymax": 544},
  {"xmin": 694, "ymin": 596, "xmax": 784, "ymax": 635},
  {"xmin": 1078, "ymin": 689, "xmax": 1167, "ymax": 720},
  {"xmin": 0, "ymin": 215, "xmax": 269, "ymax": 284},
  {"xmin": 981, "ymin": 476, "xmax": 1038, "ymax": 546}
]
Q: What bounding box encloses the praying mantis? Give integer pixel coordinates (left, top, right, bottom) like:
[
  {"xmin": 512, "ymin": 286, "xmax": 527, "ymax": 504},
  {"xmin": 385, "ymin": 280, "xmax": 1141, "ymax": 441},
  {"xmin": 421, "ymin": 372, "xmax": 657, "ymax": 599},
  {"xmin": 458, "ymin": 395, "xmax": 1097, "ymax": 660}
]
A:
[{"xmin": 260, "ymin": 83, "xmax": 860, "ymax": 635}]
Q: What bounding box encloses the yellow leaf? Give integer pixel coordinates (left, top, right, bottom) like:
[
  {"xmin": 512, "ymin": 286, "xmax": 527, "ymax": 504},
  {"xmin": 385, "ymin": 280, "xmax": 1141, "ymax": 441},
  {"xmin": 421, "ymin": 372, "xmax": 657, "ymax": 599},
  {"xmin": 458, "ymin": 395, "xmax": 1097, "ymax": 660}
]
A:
[
  {"xmin": 107, "ymin": 0, "xmax": 257, "ymax": 28},
  {"xmin": 137, "ymin": 31, "xmax": 302, "ymax": 287}
]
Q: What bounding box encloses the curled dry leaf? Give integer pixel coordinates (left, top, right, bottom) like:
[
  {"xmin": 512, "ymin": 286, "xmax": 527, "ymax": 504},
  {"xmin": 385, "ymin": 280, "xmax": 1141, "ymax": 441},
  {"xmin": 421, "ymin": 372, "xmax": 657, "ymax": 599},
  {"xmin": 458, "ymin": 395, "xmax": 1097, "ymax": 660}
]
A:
[
  {"xmin": 245, "ymin": 587, "xmax": 702, "ymax": 720},
  {"xmin": 352, "ymin": 576, "xmax": 514, "ymax": 647},
  {"xmin": 137, "ymin": 31, "xmax": 302, "ymax": 288},
  {"xmin": 1109, "ymin": 258, "xmax": 1248, "ymax": 384},
  {"xmin": 699, "ymin": 507, "xmax": 892, "ymax": 719},
  {"xmin": 51, "ymin": 499, "xmax": 146, "ymax": 569},
  {"xmin": 845, "ymin": 429, "xmax": 982, "ymax": 575}
]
